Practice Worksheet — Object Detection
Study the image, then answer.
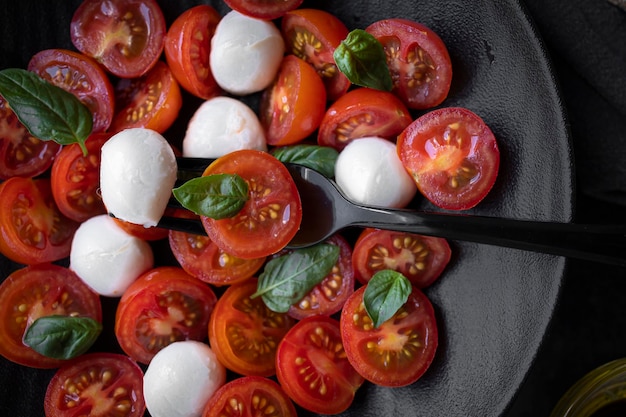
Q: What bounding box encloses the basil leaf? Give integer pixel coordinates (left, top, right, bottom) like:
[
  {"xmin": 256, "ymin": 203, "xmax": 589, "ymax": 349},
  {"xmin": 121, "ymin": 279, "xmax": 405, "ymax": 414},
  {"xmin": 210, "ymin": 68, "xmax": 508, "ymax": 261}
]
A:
[
  {"xmin": 253, "ymin": 243, "xmax": 341, "ymax": 313},
  {"xmin": 272, "ymin": 145, "xmax": 339, "ymax": 178},
  {"xmin": 334, "ymin": 29, "xmax": 393, "ymax": 91},
  {"xmin": 363, "ymin": 270, "xmax": 412, "ymax": 328},
  {"xmin": 23, "ymin": 315, "xmax": 102, "ymax": 360},
  {"xmin": 0, "ymin": 68, "xmax": 92, "ymax": 154},
  {"xmin": 173, "ymin": 174, "xmax": 249, "ymax": 219}
]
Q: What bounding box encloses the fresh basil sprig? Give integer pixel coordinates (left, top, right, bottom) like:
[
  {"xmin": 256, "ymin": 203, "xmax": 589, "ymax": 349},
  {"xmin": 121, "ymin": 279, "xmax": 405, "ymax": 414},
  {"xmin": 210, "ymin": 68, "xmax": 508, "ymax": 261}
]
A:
[
  {"xmin": 173, "ymin": 173, "xmax": 249, "ymax": 219},
  {"xmin": 363, "ymin": 270, "xmax": 412, "ymax": 328},
  {"xmin": 253, "ymin": 243, "xmax": 340, "ymax": 313},
  {"xmin": 334, "ymin": 29, "xmax": 393, "ymax": 92},
  {"xmin": 0, "ymin": 68, "xmax": 92, "ymax": 154},
  {"xmin": 272, "ymin": 144, "xmax": 339, "ymax": 178},
  {"xmin": 23, "ymin": 315, "xmax": 102, "ymax": 360}
]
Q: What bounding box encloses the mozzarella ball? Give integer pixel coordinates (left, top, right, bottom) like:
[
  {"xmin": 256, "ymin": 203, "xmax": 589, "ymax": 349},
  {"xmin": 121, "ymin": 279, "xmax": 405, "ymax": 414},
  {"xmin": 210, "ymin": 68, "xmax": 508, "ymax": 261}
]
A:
[
  {"xmin": 70, "ymin": 214, "xmax": 153, "ymax": 297},
  {"xmin": 210, "ymin": 10, "xmax": 284, "ymax": 95},
  {"xmin": 144, "ymin": 341, "xmax": 226, "ymax": 417},
  {"xmin": 100, "ymin": 128, "xmax": 177, "ymax": 227},
  {"xmin": 335, "ymin": 137, "xmax": 418, "ymax": 208},
  {"xmin": 183, "ymin": 96, "xmax": 266, "ymax": 158}
]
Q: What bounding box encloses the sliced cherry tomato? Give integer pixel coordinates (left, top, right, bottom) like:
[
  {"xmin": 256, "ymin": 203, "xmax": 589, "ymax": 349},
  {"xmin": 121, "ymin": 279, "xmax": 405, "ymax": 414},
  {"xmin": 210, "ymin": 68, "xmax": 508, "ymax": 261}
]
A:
[
  {"xmin": 200, "ymin": 150, "xmax": 302, "ymax": 259},
  {"xmin": 317, "ymin": 87, "xmax": 413, "ymax": 151},
  {"xmin": 115, "ymin": 266, "xmax": 218, "ymax": 365},
  {"xmin": 113, "ymin": 217, "xmax": 170, "ymax": 241},
  {"xmin": 281, "ymin": 8, "xmax": 351, "ymax": 101},
  {"xmin": 340, "ymin": 285, "xmax": 438, "ymax": 387},
  {"xmin": 44, "ymin": 352, "xmax": 145, "ymax": 416},
  {"xmin": 260, "ymin": 55, "xmax": 326, "ymax": 146},
  {"xmin": 27, "ymin": 48, "xmax": 115, "ymax": 133},
  {"xmin": 366, "ymin": 18, "xmax": 453, "ymax": 110},
  {"xmin": 0, "ymin": 264, "xmax": 102, "ymax": 369},
  {"xmin": 224, "ymin": 0, "xmax": 304, "ymax": 20},
  {"xmin": 275, "ymin": 315, "xmax": 364, "ymax": 414},
  {"xmin": 0, "ymin": 95, "xmax": 61, "ymax": 179},
  {"xmin": 352, "ymin": 228, "xmax": 451, "ymax": 288},
  {"xmin": 164, "ymin": 5, "xmax": 221, "ymax": 100},
  {"xmin": 109, "ymin": 60, "xmax": 183, "ymax": 134},
  {"xmin": 70, "ymin": 0, "xmax": 166, "ymax": 78},
  {"xmin": 208, "ymin": 279, "xmax": 296, "ymax": 377},
  {"xmin": 202, "ymin": 376, "xmax": 297, "ymax": 417},
  {"xmin": 0, "ymin": 177, "xmax": 79, "ymax": 265},
  {"xmin": 397, "ymin": 106, "xmax": 500, "ymax": 210}
]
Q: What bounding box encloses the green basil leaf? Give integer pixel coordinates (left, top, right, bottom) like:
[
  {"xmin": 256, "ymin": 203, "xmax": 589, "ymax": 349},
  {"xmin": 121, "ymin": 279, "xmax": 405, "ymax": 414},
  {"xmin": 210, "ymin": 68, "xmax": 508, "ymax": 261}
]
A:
[
  {"xmin": 334, "ymin": 29, "xmax": 393, "ymax": 91},
  {"xmin": 363, "ymin": 270, "xmax": 412, "ymax": 328},
  {"xmin": 23, "ymin": 315, "xmax": 102, "ymax": 360},
  {"xmin": 0, "ymin": 68, "xmax": 92, "ymax": 154},
  {"xmin": 253, "ymin": 243, "xmax": 341, "ymax": 313},
  {"xmin": 172, "ymin": 173, "xmax": 249, "ymax": 219},
  {"xmin": 271, "ymin": 144, "xmax": 339, "ymax": 178}
]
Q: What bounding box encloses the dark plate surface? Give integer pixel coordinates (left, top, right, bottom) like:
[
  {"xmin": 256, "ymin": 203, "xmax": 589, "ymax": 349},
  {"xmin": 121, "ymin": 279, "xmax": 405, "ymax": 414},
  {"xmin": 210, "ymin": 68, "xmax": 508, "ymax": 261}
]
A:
[{"xmin": 0, "ymin": 1, "xmax": 573, "ymax": 416}]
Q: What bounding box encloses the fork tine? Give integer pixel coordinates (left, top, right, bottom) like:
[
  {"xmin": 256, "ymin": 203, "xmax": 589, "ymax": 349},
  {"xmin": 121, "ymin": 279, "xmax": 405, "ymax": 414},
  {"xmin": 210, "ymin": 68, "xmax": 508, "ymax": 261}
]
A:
[{"xmin": 157, "ymin": 215, "xmax": 207, "ymax": 236}]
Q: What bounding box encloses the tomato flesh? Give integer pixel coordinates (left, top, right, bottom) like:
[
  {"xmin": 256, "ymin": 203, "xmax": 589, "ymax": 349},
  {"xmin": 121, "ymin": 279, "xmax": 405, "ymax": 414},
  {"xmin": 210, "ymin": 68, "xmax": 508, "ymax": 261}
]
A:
[{"xmin": 224, "ymin": 0, "xmax": 304, "ymax": 20}]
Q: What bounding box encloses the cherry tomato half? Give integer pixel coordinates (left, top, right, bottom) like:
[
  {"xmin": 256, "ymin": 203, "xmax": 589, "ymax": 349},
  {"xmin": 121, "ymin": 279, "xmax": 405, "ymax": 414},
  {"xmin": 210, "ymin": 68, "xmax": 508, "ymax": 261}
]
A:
[
  {"xmin": 276, "ymin": 315, "xmax": 364, "ymax": 414},
  {"xmin": 224, "ymin": 0, "xmax": 304, "ymax": 20},
  {"xmin": 44, "ymin": 352, "xmax": 145, "ymax": 417},
  {"xmin": 397, "ymin": 106, "xmax": 500, "ymax": 210},
  {"xmin": 340, "ymin": 285, "xmax": 438, "ymax": 387},
  {"xmin": 70, "ymin": 0, "xmax": 166, "ymax": 78},
  {"xmin": 366, "ymin": 18, "xmax": 453, "ymax": 110},
  {"xmin": 0, "ymin": 264, "xmax": 102, "ymax": 369}
]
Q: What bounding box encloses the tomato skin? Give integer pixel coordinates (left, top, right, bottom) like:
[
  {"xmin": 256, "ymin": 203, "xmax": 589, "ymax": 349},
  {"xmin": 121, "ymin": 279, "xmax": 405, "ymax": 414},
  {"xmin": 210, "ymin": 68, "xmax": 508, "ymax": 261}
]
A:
[
  {"xmin": 275, "ymin": 315, "xmax": 364, "ymax": 414},
  {"xmin": 44, "ymin": 352, "xmax": 145, "ymax": 417},
  {"xmin": 115, "ymin": 266, "xmax": 218, "ymax": 365},
  {"xmin": 318, "ymin": 87, "xmax": 413, "ymax": 151},
  {"xmin": 340, "ymin": 285, "xmax": 438, "ymax": 387},
  {"xmin": 224, "ymin": 0, "xmax": 304, "ymax": 20},
  {"xmin": 0, "ymin": 264, "xmax": 102, "ymax": 369},
  {"xmin": 164, "ymin": 5, "xmax": 222, "ymax": 100},
  {"xmin": 113, "ymin": 217, "xmax": 169, "ymax": 241},
  {"xmin": 397, "ymin": 106, "xmax": 500, "ymax": 210}
]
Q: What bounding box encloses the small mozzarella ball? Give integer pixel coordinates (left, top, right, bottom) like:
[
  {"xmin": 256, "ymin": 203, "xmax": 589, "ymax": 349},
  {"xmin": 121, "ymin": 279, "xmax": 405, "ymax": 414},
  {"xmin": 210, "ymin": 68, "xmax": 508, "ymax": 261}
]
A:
[
  {"xmin": 183, "ymin": 96, "xmax": 266, "ymax": 158},
  {"xmin": 144, "ymin": 341, "xmax": 226, "ymax": 417},
  {"xmin": 335, "ymin": 137, "xmax": 418, "ymax": 208},
  {"xmin": 100, "ymin": 128, "xmax": 177, "ymax": 227},
  {"xmin": 210, "ymin": 10, "xmax": 284, "ymax": 95},
  {"xmin": 70, "ymin": 214, "xmax": 153, "ymax": 297}
]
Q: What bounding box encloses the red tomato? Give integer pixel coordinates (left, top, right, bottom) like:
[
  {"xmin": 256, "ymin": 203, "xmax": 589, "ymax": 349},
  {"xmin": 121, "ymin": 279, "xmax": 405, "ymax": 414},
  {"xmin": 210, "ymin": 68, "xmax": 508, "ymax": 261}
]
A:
[
  {"xmin": 352, "ymin": 228, "xmax": 451, "ymax": 288},
  {"xmin": 208, "ymin": 279, "xmax": 296, "ymax": 377},
  {"xmin": 115, "ymin": 266, "xmax": 218, "ymax": 365},
  {"xmin": 366, "ymin": 18, "xmax": 453, "ymax": 110},
  {"xmin": 0, "ymin": 177, "xmax": 79, "ymax": 264},
  {"xmin": 224, "ymin": 0, "xmax": 304, "ymax": 20},
  {"xmin": 202, "ymin": 376, "xmax": 297, "ymax": 417},
  {"xmin": 0, "ymin": 95, "xmax": 61, "ymax": 179},
  {"xmin": 109, "ymin": 61, "xmax": 183, "ymax": 134},
  {"xmin": 260, "ymin": 55, "xmax": 326, "ymax": 146},
  {"xmin": 281, "ymin": 8, "xmax": 351, "ymax": 101},
  {"xmin": 164, "ymin": 5, "xmax": 222, "ymax": 100},
  {"xmin": 44, "ymin": 352, "xmax": 145, "ymax": 416},
  {"xmin": 113, "ymin": 217, "xmax": 170, "ymax": 241},
  {"xmin": 0, "ymin": 264, "xmax": 102, "ymax": 369},
  {"xmin": 275, "ymin": 315, "xmax": 364, "ymax": 414},
  {"xmin": 70, "ymin": 0, "xmax": 166, "ymax": 78},
  {"xmin": 200, "ymin": 150, "xmax": 302, "ymax": 259},
  {"xmin": 340, "ymin": 285, "xmax": 438, "ymax": 387},
  {"xmin": 317, "ymin": 87, "xmax": 413, "ymax": 151},
  {"xmin": 27, "ymin": 48, "xmax": 115, "ymax": 133},
  {"xmin": 397, "ymin": 106, "xmax": 500, "ymax": 210}
]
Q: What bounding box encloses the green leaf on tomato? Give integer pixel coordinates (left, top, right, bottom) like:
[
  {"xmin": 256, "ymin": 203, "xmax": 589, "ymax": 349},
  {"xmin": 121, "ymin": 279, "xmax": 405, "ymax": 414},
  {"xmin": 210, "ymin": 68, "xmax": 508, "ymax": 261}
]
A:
[
  {"xmin": 334, "ymin": 29, "xmax": 393, "ymax": 92},
  {"xmin": 253, "ymin": 243, "xmax": 341, "ymax": 313},
  {"xmin": 173, "ymin": 173, "xmax": 249, "ymax": 220},
  {"xmin": 0, "ymin": 68, "xmax": 92, "ymax": 154},
  {"xmin": 364, "ymin": 270, "xmax": 412, "ymax": 328},
  {"xmin": 271, "ymin": 144, "xmax": 339, "ymax": 178},
  {"xmin": 23, "ymin": 315, "xmax": 102, "ymax": 360}
]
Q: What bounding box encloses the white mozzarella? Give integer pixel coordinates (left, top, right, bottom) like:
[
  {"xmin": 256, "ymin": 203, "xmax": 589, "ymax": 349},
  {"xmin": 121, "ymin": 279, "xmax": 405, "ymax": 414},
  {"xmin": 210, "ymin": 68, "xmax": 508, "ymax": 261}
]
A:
[
  {"xmin": 210, "ymin": 10, "xmax": 284, "ymax": 95},
  {"xmin": 143, "ymin": 341, "xmax": 226, "ymax": 417},
  {"xmin": 70, "ymin": 214, "xmax": 153, "ymax": 297},
  {"xmin": 335, "ymin": 137, "xmax": 418, "ymax": 208},
  {"xmin": 182, "ymin": 96, "xmax": 266, "ymax": 158},
  {"xmin": 100, "ymin": 128, "xmax": 177, "ymax": 227}
]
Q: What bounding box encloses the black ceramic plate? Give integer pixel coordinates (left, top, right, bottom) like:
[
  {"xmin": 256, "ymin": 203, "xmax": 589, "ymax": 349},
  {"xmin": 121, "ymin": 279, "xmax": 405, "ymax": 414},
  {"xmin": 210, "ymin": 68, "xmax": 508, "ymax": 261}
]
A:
[{"xmin": 0, "ymin": 1, "xmax": 573, "ymax": 416}]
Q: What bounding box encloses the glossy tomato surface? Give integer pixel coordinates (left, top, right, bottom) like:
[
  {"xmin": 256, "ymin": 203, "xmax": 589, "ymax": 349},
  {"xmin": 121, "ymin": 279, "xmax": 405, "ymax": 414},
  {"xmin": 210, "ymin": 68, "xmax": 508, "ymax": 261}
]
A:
[{"xmin": 224, "ymin": 0, "xmax": 303, "ymax": 20}]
